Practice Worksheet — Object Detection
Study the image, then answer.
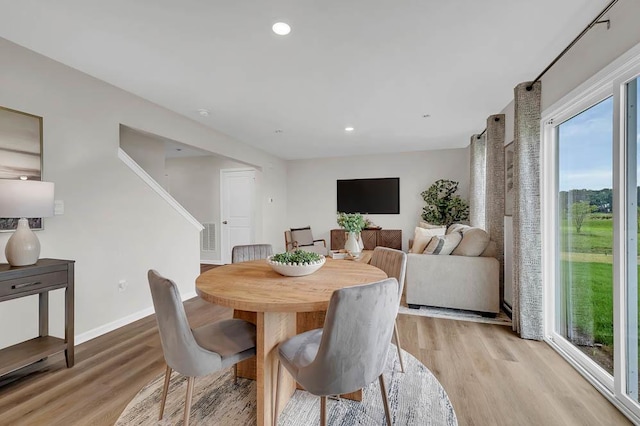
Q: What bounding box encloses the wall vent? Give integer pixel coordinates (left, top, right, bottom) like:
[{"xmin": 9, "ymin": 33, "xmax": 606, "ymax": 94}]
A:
[{"xmin": 201, "ymin": 223, "xmax": 216, "ymax": 251}]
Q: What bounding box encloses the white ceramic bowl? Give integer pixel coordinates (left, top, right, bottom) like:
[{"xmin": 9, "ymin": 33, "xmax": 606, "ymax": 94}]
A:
[{"xmin": 266, "ymin": 255, "xmax": 326, "ymax": 277}]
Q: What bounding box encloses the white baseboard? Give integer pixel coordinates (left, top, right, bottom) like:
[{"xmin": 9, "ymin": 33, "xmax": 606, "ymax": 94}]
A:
[
  {"xmin": 200, "ymin": 259, "xmax": 224, "ymax": 265},
  {"xmin": 75, "ymin": 291, "xmax": 198, "ymax": 346}
]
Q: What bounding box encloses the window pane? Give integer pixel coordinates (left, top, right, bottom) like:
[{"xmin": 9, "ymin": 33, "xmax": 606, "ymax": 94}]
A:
[{"xmin": 557, "ymin": 97, "xmax": 614, "ymax": 374}]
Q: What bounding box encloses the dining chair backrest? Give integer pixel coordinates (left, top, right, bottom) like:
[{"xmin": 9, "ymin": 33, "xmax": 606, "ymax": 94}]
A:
[
  {"xmin": 370, "ymin": 247, "xmax": 407, "ymax": 299},
  {"xmin": 231, "ymin": 244, "xmax": 273, "ymax": 263},
  {"xmin": 299, "ymin": 278, "xmax": 399, "ymax": 396},
  {"xmin": 148, "ymin": 270, "xmax": 222, "ymax": 377}
]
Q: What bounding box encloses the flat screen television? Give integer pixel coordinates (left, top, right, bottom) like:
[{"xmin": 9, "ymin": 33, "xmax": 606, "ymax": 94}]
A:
[{"xmin": 337, "ymin": 178, "xmax": 400, "ymax": 214}]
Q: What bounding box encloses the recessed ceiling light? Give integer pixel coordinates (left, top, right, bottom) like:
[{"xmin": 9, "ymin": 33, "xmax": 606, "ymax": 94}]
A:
[
  {"xmin": 197, "ymin": 109, "xmax": 210, "ymax": 117},
  {"xmin": 272, "ymin": 22, "xmax": 291, "ymax": 36},
  {"xmin": 345, "ymin": 127, "xmax": 355, "ymax": 132},
  {"xmin": 19, "ymin": 176, "xmax": 28, "ymax": 180}
]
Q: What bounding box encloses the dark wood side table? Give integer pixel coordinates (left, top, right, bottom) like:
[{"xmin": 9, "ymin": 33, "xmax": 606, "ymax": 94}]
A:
[
  {"xmin": 0, "ymin": 259, "xmax": 75, "ymax": 376},
  {"xmin": 330, "ymin": 229, "xmax": 402, "ymax": 250}
]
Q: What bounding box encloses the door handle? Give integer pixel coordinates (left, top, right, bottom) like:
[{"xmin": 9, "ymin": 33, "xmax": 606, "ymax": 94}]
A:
[{"xmin": 222, "ymin": 221, "xmax": 228, "ymax": 224}]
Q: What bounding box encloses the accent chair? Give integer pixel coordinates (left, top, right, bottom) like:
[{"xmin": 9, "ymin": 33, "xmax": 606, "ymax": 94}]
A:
[{"xmin": 284, "ymin": 226, "xmax": 327, "ymax": 255}]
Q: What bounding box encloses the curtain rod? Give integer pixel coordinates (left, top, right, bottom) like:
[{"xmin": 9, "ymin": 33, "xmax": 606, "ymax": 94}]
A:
[
  {"xmin": 526, "ymin": 0, "xmax": 618, "ymax": 91},
  {"xmin": 476, "ymin": 1, "xmax": 619, "ymax": 137},
  {"xmin": 477, "ymin": 116, "xmax": 502, "ymax": 139}
]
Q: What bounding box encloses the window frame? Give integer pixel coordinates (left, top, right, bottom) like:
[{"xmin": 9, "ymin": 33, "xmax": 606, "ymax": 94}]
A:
[{"xmin": 541, "ymin": 41, "xmax": 640, "ymax": 422}]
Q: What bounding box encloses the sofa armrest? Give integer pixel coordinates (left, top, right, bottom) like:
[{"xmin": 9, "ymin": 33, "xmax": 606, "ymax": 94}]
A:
[{"xmin": 313, "ymin": 239, "xmax": 326, "ymax": 247}]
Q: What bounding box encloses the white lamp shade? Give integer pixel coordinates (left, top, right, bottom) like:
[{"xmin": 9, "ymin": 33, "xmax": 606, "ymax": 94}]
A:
[{"xmin": 0, "ymin": 180, "xmax": 55, "ymax": 218}]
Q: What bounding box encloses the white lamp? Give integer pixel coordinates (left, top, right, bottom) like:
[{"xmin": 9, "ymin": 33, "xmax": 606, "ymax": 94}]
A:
[{"xmin": 0, "ymin": 179, "xmax": 55, "ymax": 266}]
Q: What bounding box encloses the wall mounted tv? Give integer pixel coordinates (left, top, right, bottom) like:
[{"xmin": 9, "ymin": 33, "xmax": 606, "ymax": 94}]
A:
[{"xmin": 337, "ymin": 178, "xmax": 400, "ymax": 214}]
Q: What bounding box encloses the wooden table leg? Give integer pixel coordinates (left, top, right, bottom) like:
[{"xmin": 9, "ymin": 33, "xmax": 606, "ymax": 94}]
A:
[
  {"xmin": 257, "ymin": 311, "xmax": 296, "ymax": 426},
  {"xmin": 234, "ymin": 310, "xmax": 257, "ymax": 380},
  {"xmin": 38, "ymin": 292, "xmax": 48, "ymax": 337},
  {"xmin": 65, "ymin": 263, "xmax": 75, "ymax": 368}
]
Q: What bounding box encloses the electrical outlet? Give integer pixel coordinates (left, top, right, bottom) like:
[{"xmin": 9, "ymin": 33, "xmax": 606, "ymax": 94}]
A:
[{"xmin": 118, "ymin": 279, "xmax": 128, "ymax": 292}]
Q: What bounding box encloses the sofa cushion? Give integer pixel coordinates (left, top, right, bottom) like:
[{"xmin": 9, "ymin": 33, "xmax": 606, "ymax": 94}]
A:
[
  {"xmin": 424, "ymin": 232, "xmax": 463, "ymax": 255},
  {"xmin": 452, "ymin": 227, "xmax": 490, "ymax": 256},
  {"xmin": 409, "ymin": 226, "xmax": 446, "ymax": 253},
  {"xmin": 480, "ymin": 241, "xmax": 497, "ymax": 258}
]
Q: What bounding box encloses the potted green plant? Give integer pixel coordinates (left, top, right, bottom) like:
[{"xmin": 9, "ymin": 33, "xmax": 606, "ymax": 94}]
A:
[
  {"xmin": 421, "ymin": 179, "xmax": 469, "ymax": 227},
  {"xmin": 337, "ymin": 212, "xmax": 365, "ymax": 255}
]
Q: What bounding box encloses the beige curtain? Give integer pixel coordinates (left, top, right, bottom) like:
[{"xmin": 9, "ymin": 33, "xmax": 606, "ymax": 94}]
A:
[
  {"xmin": 485, "ymin": 115, "xmax": 505, "ymax": 306},
  {"xmin": 512, "ymin": 81, "xmax": 543, "ymax": 340},
  {"xmin": 469, "ymin": 134, "xmax": 487, "ymax": 229}
]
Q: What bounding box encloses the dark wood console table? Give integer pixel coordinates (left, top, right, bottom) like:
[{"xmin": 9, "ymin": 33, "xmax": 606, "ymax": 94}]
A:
[
  {"xmin": 0, "ymin": 259, "xmax": 75, "ymax": 376},
  {"xmin": 330, "ymin": 229, "xmax": 402, "ymax": 250}
]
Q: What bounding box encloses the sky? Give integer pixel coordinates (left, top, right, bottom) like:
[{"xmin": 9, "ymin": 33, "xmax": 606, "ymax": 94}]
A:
[{"xmin": 558, "ymin": 80, "xmax": 639, "ymax": 192}]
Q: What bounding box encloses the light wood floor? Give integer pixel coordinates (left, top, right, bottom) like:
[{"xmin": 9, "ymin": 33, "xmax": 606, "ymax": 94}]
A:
[{"xmin": 0, "ymin": 298, "xmax": 630, "ymax": 425}]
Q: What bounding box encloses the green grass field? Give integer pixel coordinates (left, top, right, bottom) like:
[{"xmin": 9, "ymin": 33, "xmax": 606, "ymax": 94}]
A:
[
  {"xmin": 560, "ymin": 260, "xmax": 614, "ymax": 346},
  {"xmin": 559, "ymin": 214, "xmax": 639, "ymax": 352},
  {"xmin": 560, "ymin": 215, "xmax": 614, "ymax": 348}
]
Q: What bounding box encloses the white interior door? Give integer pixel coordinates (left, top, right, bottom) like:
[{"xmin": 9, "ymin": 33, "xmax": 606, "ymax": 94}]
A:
[{"xmin": 221, "ymin": 169, "xmax": 255, "ymax": 264}]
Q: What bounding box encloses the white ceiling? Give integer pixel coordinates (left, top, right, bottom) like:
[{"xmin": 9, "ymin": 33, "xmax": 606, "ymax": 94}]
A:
[{"xmin": 0, "ymin": 1, "xmax": 608, "ymax": 160}]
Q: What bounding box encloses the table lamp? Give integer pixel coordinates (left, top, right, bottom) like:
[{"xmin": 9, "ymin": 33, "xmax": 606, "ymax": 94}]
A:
[{"xmin": 0, "ymin": 179, "xmax": 55, "ymax": 266}]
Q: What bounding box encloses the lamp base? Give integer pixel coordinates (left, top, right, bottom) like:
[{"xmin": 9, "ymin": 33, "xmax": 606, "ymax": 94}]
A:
[{"xmin": 5, "ymin": 218, "xmax": 41, "ymax": 266}]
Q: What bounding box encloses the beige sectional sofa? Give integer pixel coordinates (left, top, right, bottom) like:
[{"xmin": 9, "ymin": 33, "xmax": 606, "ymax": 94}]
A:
[{"xmin": 405, "ymin": 224, "xmax": 500, "ymax": 315}]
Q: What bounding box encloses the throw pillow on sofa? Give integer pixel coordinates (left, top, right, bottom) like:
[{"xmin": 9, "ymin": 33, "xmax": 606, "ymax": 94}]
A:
[
  {"xmin": 447, "ymin": 223, "xmax": 469, "ymax": 235},
  {"xmin": 451, "ymin": 226, "xmax": 490, "ymax": 256},
  {"xmin": 423, "ymin": 231, "xmax": 463, "ymax": 255},
  {"xmin": 409, "ymin": 226, "xmax": 446, "ymax": 253}
]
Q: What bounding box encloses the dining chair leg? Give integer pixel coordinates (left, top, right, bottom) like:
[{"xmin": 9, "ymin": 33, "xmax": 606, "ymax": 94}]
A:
[
  {"xmin": 159, "ymin": 365, "xmax": 172, "ymax": 420},
  {"xmin": 234, "ymin": 364, "xmax": 238, "ymax": 384},
  {"xmin": 393, "ymin": 321, "xmax": 405, "ymax": 373},
  {"xmin": 183, "ymin": 376, "xmax": 195, "ymax": 426},
  {"xmin": 273, "ymin": 359, "xmax": 282, "ymax": 426},
  {"xmin": 320, "ymin": 396, "xmax": 327, "ymax": 426},
  {"xmin": 378, "ymin": 374, "xmax": 392, "ymax": 425}
]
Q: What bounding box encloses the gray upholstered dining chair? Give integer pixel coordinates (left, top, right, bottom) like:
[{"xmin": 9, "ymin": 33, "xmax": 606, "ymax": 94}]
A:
[
  {"xmin": 147, "ymin": 270, "xmax": 257, "ymax": 426},
  {"xmin": 273, "ymin": 278, "xmax": 399, "ymax": 426},
  {"xmin": 370, "ymin": 247, "xmax": 408, "ymax": 372},
  {"xmin": 231, "ymin": 243, "xmax": 273, "ymax": 263}
]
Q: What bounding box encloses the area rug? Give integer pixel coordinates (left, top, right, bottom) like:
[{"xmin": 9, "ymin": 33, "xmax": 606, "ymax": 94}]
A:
[
  {"xmin": 116, "ymin": 344, "xmax": 457, "ymax": 425},
  {"xmin": 398, "ymin": 305, "xmax": 512, "ymax": 326}
]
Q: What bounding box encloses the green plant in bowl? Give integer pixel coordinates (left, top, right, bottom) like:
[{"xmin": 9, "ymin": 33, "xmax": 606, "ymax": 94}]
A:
[{"xmin": 271, "ymin": 250, "xmax": 322, "ymax": 265}]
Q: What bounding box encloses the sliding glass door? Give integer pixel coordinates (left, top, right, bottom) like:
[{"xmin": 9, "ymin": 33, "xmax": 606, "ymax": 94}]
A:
[
  {"xmin": 543, "ymin": 49, "xmax": 640, "ymax": 419},
  {"xmin": 557, "ymin": 98, "xmax": 614, "ymax": 375}
]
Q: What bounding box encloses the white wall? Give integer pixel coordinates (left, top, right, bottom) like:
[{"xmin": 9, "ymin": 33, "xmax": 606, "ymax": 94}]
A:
[
  {"xmin": 165, "ymin": 155, "xmax": 249, "ymax": 262},
  {"xmin": 119, "ymin": 126, "xmax": 167, "ymax": 188},
  {"xmin": 0, "ymin": 37, "xmax": 287, "ymax": 349},
  {"xmin": 499, "ymin": 0, "xmax": 640, "ymax": 310},
  {"xmin": 541, "ymin": 1, "xmax": 640, "ymax": 111},
  {"xmin": 286, "ymin": 148, "xmax": 470, "ymax": 251}
]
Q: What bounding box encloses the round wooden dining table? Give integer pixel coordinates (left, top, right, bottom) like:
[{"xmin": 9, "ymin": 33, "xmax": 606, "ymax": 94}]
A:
[{"xmin": 196, "ymin": 258, "xmax": 387, "ymax": 426}]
